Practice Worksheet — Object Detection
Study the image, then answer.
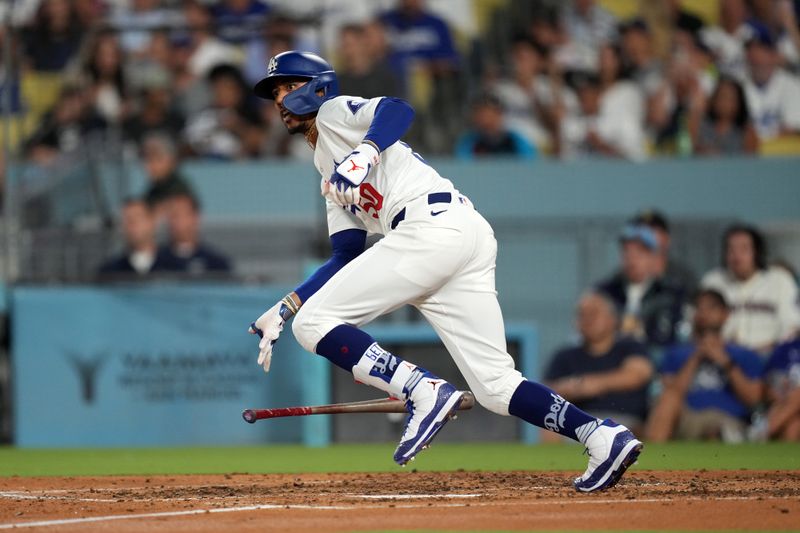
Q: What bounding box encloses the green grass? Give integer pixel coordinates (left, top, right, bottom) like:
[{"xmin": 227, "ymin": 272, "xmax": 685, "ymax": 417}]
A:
[{"xmin": 1, "ymin": 442, "xmax": 798, "ymax": 477}]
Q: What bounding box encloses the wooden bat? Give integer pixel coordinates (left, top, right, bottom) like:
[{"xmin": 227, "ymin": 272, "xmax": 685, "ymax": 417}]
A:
[{"xmin": 242, "ymin": 391, "xmax": 475, "ymax": 423}]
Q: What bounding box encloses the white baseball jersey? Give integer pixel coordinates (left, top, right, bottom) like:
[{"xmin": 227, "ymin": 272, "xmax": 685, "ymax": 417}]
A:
[
  {"xmin": 701, "ymin": 267, "xmax": 800, "ymax": 353},
  {"xmin": 313, "ymin": 95, "xmax": 459, "ymax": 236},
  {"xmin": 743, "ymin": 69, "xmax": 800, "ymax": 140}
]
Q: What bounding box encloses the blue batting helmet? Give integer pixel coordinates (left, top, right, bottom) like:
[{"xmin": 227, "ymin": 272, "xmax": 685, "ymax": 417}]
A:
[{"xmin": 253, "ymin": 51, "xmax": 338, "ymax": 115}]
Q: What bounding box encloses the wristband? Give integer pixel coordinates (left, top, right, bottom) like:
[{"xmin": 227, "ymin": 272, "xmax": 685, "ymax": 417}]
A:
[{"xmin": 279, "ymin": 294, "xmax": 301, "ymax": 321}]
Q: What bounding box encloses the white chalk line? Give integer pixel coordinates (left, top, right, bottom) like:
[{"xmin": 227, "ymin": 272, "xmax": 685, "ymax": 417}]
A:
[{"xmin": 1, "ymin": 494, "xmax": 796, "ymax": 530}]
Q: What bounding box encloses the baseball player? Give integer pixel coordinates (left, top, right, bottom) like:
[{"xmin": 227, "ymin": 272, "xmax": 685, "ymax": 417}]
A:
[{"xmin": 249, "ymin": 51, "xmax": 642, "ymax": 491}]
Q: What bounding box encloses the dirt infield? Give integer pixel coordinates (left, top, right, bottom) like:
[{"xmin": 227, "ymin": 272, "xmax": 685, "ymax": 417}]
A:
[{"xmin": 1, "ymin": 470, "xmax": 798, "ymax": 531}]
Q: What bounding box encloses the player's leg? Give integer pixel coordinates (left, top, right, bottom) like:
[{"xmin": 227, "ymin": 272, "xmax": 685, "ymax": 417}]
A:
[
  {"xmin": 416, "ymin": 211, "xmax": 642, "ymax": 491},
  {"xmin": 291, "ymin": 217, "xmax": 472, "ymax": 464}
]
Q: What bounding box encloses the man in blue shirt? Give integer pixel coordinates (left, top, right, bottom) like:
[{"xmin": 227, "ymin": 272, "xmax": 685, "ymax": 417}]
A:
[
  {"xmin": 380, "ymin": 0, "xmax": 459, "ymax": 85},
  {"xmin": 646, "ymin": 289, "xmax": 763, "ymax": 442},
  {"xmin": 764, "ymin": 337, "xmax": 800, "ymax": 440}
]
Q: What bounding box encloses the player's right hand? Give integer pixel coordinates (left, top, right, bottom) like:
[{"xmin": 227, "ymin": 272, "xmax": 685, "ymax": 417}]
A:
[
  {"xmin": 325, "ymin": 177, "xmax": 362, "ymax": 208},
  {"xmin": 248, "ymin": 301, "xmax": 285, "ymax": 373}
]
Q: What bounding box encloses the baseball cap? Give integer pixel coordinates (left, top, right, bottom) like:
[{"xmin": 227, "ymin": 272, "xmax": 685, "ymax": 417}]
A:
[
  {"xmin": 632, "ymin": 209, "xmax": 670, "ymax": 233},
  {"xmin": 619, "ymin": 224, "xmax": 659, "ymax": 251}
]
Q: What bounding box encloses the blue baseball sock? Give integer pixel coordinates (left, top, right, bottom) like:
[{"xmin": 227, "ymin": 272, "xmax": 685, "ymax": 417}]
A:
[
  {"xmin": 315, "ymin": 324, "xmax": 431, "ymax": 399},
  {"xmin": 314, "ymin": 324, "xmax": 373, "ymax": 371},
  {"xmin": 508, "ymin": 380, "xmax": 600, "ymax": 444}
]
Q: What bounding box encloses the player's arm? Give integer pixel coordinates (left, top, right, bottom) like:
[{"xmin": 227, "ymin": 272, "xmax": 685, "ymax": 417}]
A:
[
  {"xmin": 325, "ymin": 97, "xmax": 415, "ymax": 207},
  {"xmin": 249, "ymin": 228, "xmax": 367, "ymax": 372}
]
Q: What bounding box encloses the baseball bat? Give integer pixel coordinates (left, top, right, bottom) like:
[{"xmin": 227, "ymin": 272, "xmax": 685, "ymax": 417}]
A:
[{"xmin": 242, "ymin": 391, "xmax": 475, "ymax": 423}]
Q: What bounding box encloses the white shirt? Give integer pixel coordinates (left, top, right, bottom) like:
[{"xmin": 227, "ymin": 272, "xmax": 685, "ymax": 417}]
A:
[
  {"xmin": 561, "ymin": 81, "xmax": 647, "ymax": 161},
  {"xmin": 129, "ymin": 250, "xmax": 155, "ymax": 274},
  {"xmin": 314, "ymin": 95, "xmax": 458, "ymax": 236},
  {"xmin": 743, "ymin": 69, "xmax": 800, "ymax": 140},
  {"xmin": 701, "ymin": 267, "xmax": 800, "ymax": 353},
  {"xmin": 493, "ymin": 76, "xmax": 579, "ymax": 150}
]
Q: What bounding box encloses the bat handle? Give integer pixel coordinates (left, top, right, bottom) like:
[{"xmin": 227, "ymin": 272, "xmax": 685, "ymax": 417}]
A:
[{"xmin": 242, "ymin": 409, "xmax": 258, "ymax": 424}]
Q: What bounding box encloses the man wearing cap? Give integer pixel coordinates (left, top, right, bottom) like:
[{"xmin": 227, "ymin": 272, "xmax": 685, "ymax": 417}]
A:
[
  {"xmin": 632, "ymin": 209, "xmax": 697, "ymax": 298},
  {"xmin": 742, "ymin": 23, "xmax": 800, "ymax": 141},
  {"xmin": 597, "ymin": 224, "xmax": 688, "ymax": 351}
]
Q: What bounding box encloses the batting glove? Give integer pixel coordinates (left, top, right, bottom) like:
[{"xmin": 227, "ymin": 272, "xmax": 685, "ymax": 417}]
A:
[
  {"xmin": 248, "ymin": 295, "xmax": 299, "ymax": 373},
  {"xmin": 326, "ymin": 142, "xmax": 380, "ymax": 207}
]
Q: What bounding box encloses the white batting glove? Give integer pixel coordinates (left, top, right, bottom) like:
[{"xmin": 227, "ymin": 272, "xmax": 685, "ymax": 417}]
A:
[
  {"xmin": 249, "ymin": 295, "xmax": 299, "ymax": 373},
  {"xmin": 326, "ymin": 142, "xmax": 380, "ymax": 207}
]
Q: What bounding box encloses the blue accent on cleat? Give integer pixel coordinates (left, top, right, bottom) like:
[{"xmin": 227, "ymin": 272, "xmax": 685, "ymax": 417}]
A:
[
  {"xmin": 393, "ymin": 382, "xmax": 464, "ymax": 466},
  {"xmin": 574, "ymin": 419, "xmax": 643, "ymax": 492}
]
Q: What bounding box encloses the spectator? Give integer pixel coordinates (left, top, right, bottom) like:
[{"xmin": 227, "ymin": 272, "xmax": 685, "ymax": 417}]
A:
[
  {"xmin": 336, "ymin": 23, "xmax": 401, "ymax": 99},
  {"xmin": 21, "ymin": 0, "xmax": 85, "ymax": 72},
  {"xmin": 742, "ymin": 28, "xmax": 800, "ymax": 141},
  {"xmin": 84, "ymin": 31, "xmax": 128, "ymax": 125},
  {"xmin": 597, "ymin": 224, "xmax": 687, "ymax": 349},
  {"xmin": 692, "ymin": 76, "xmax": 759, "ymax": 155},
  {"xmin": 491, "ymin": 36, "xmax": 573, "ymax": 152},
  {"xmin": 619, "ymin": 19, "xmax": 664, "ymax": 100},
  {"xmin": 650, "ymin": 35, "xmax": 716, "ymax": 156},
  {"xmin": 24, "ymin": 85, "xmax": 106, "ymax": 165},
  {"xmin": 108, "ymin": 0, "xmax": 181, "ymax": 56},
  {"xmin": 97, "ymin": 198, "xmax": 180, "ymax": 279},
  {"xmin": 646, "ymin": 289, "xmax": 763, "ymax": 442},
  {"xmin": 454, "ymin": 92, "xmax": 536, "ymax": 159},
  {"xmin": 161, "ymin": 192, "xmax": 232, "ymax": 276},
  {"xmin": 182, "ymin": 0, "xmax": 241, "ymax": 79},
  {"xmin": 631, "ymin": 209, "xmax": 697, "ymax": 297},
  {"xmin": 558, "ymin": 0, "xmax": 618, "ymax": 72},
  {"xmin": 211, "ymin": 0, "xmax": 272, "ymax": 45},
  {"xmin": 183, "ymin": 64, "xmax": 265, "ymax": 159},
  {"xmin": 763, "ymin": 336, "xmax": 800, "ymax": 441},
  {"xmin": 700, "ymin": 0, "xmax": 751, "ymax": 78},
  {"xmin": 380, "ymin": 0, "xmax": 460, "ymax": 86},
  {"xmin": 701, "ymin": 224, "xmax": 800, "ymax": 356},
  {"xmin": 140, "ymin": 133, "xmax": 194, "ymax": 217},
  {"xmin": 560, "ymin": 70, "xmax": 647, "ymax": 160},
  {"xmin": 122, "ymin": 69, "xmax": 186, "ymax": 146},
  {"xmin": 544, "ymin": 290, "xmax": 653, "ymax": 438}
]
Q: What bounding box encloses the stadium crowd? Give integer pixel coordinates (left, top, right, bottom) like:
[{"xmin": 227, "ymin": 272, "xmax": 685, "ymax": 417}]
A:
[
  {"xmin": 545, "ymin": 211, "xmax": 800, "ymax": 443},
  {"xmin": 1, "ymin": 0, "xmax": 800, "ymax": 168}
]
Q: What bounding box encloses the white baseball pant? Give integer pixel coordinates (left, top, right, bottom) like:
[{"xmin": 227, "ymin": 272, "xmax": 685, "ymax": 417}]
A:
[{"xmin": 292, "ymin": 194, "xmax": 525, "ymax": 415}]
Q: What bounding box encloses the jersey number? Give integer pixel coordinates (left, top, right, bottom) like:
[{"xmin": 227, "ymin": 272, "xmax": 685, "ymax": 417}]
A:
[{"xmin": 359, "ymin": 183, "xmax": 383, "ymax": 219}]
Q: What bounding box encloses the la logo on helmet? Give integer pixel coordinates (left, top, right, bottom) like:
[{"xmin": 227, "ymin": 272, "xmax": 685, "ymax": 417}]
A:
[{"xmin": 268, "ymin": 57, "xmax": 278, "ymax": 74}]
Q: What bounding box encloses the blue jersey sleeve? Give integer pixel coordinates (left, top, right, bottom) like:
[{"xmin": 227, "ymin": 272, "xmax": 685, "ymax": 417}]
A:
[
  {"xmin": 294, "ymin": 229, "xmax": 367, "ymax": 303},
  {"xmin": 363, "ymin": 97, "xmax": 415, "ymax": 152}
]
